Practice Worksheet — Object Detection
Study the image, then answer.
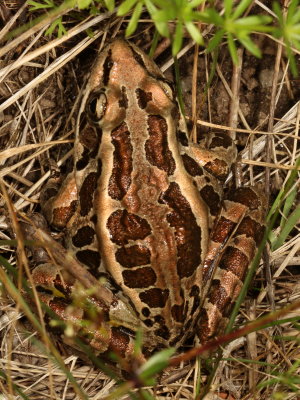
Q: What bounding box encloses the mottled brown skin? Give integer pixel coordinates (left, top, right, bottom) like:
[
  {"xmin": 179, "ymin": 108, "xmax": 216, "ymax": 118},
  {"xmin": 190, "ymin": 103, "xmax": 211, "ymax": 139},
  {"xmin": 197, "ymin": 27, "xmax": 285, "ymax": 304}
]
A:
[{"xmin": 33, "ymin": 39, "xmax": 266, "ymax": 368}]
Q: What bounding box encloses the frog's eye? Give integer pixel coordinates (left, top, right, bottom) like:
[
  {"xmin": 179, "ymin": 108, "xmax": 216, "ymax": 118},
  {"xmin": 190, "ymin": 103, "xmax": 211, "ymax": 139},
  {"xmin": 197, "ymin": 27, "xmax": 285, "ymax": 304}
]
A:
[
  {"xmin": 159, "ymin": 79, "xmax": 174, "ymax": 100},
  {"xmin": 86, "ymin": 90, "xmax": 107, "ymax": 123}
]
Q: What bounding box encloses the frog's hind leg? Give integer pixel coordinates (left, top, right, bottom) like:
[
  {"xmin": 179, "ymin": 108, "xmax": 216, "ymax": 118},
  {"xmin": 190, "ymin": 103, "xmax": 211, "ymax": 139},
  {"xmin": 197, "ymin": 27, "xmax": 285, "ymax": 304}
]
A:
[
  {"xmin": 184, "ymin": 132, "xmax": 238, "ymax": 181},
  {"xmin": 179, "ymin": 132, "xmax": 238, "ymax": 230},
  {"xmin": 31, "ymin": 262, "xmax": 144, "ymax": 372},
  {"xmin": 197, "ymin": 186, "xmax": 266, "ymax": 344},
  {"xmin": 21, "ymin": 215, "xmax": 144, "ymax": 373}
]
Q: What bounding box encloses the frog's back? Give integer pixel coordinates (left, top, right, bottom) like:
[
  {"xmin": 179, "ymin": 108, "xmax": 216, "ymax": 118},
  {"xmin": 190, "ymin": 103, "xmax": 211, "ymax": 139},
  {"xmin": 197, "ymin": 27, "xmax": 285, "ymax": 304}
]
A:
[{"xmin": 71, "ymin": 39, "xmax": 211, "ymax": 347}]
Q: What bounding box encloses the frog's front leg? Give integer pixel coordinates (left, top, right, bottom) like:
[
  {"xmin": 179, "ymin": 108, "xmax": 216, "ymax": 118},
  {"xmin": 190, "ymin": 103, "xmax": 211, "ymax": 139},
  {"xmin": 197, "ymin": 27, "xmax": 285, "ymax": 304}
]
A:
[{"xmin": 40, "ymin": 169, "xmax": 78, "ymax": 229}]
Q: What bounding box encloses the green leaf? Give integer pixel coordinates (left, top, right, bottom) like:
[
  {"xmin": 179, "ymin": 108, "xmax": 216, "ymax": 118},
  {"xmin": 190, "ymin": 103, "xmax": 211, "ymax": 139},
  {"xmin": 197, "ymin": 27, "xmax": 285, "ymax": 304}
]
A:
[
  {"xmin": 148, "ymin": 30, "xmax": 160, "ymax": 58},
  {"xmin": 268, "ymin": 230, "xmax": 277, "ymax": 247},
  {"xmin": 185, "ymin": 21, "xmax": 203, "ymax": 44},
  {"xmin": 238, "ymin": 34, "xmax": 261, "ymax": 57},
  {"xmin": 150, "ymin": 3, "xmax": 171, "ymax": 36},
  {"xmin": 267, "ymin": 158, "xmax": 300, "ymax": 222},
  {"xmin": 144, "ymin": 0, "xmax": 157, "ymax": 15},
  {"xmin": 133, "ymin": 329, "xmax": 143, "ymax": 355},
  {"xmin": 224, "ymin": 0, "xmax": 233, "ymax": 18},
  {"xmin": 172, "ymin": 21, "xmax": 183, "ymax": 55},
  {"xmin": 150, "ymin": 0, "xmax": 168, "ymax": 7},
  {"xmin": 117, "ymin": 0, "xmax": 137, "ymax": 16},
  {"xmin": 125, "ymin": 1, "xmax": 143, "ymax": 36},
  {"xmin": 272, "ymin": 2, "xmax": 284, "ymax": 26},
  {"xmin": 206, "ymin": 28, "xmax": 225, "ymax": 53},
  {"xmin": 198, "ymin": 7, "xmax": 224, "ymax": 25},
  {"xmin": 280, "ymin": 187, "xmax": 297, "ymax": 230},
  {"xmin": 289, "ymin": 9, "xmax": 300, "ymax": 26},
  {"xmin": 89, "ymin": 5, "xmax": 99, "ymax": 15},
  {"xmin": 28, "ymin": 0, "xmax": 54, "ymax": 10},
  {"xmin": 154, "ymin": 21, "xmax": 170, "ymax": 37},
  {"xmin": 231, "ymin": 0, "xmax": 253, "ymax": 20},
  {"xmin": 286, "ymin": 0, "xmax": 299, "ymax": 24},
  {"xmin": 138, "ymin": 348, "xmax": 175, "ymax": 380},
  {"xmin": 234, "ymin": 15, "xmax": 273, "ymax": 32},
  {"xmin": 104, "ymin": 0, "xmax": 115, "ymax": 12},
  {"xmin": 234, "ymin": 15, "xmax": 272, "ymax": 27},
  {"xmin": 152, "ymin": 8, "xmax": 176, "ymax": 22},
  {"xmin": 57, "ymin": 19, "xmax": 67, "ymax": 37},
  {"xmin": 45, "ymin": 19, "xmax": 58, "ymax": 36},
  {"xmin": 285, "ymin": 45, "xmax": 298, "ymax": 77},
  {"xmin": 189, "ymin": 0, "xmax": 205, "ymax": 7},
  {"xmin": 271, "ymin": 0, "xmax": 300, "ymax": 77},
  {"xmin": 227, "ymin": 32, "xmax": 238, "ymax": 64},
  {"xmin": 185, "ymin": 10, "xmax": 204, "ymax": 22},
  {"xmin": 139, "ymin": 389, "xmax": 156, "ymax": 400},
  {"xmin": 44, "ymin": 17, "xmax": 67, "ymax": 37},
  {"xmin": 77, "ymin": 0, "xmax": 92, "ymax": 9},
  {"xmin": 272, "ymin": 205, "xmax": 300, "ymax": 250}
]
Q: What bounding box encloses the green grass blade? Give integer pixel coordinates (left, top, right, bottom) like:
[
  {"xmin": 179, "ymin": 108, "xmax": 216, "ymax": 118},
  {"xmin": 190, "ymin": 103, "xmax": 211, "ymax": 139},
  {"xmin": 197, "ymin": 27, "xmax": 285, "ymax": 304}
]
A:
[
  {"xmin": 206, "ymin": 29, "xmax": 224, "ymax": 52},
  {"xmin": 172, "ymin": 21, "xmax": 183, "ymax": 55},
  {"xmin": 125, "ymin": 1, "xmax": 143, "ymax": 36},
  {"xmin": 224, "ymin": 0, "xmax": 233, "ymax": 18},
  {"xmin": 280, "ymin": 186, "xmax": 297, "ymax": 229},
  {"xmin": 185, "ymin": 21, "xmax": 203, "ymax": 44},
  {"xmin": 267, "ymin": 157, "xmax": 300, "ymax": 222},
  {"xmin": 227, "ymin": 32, "xmax": 238, "ymax": 64},
  {"xmin": 117, "ymin": 0, "xmax": 138, "ymax": 16},
  {"xmin": 238, "ymin": 34, "xmax": 261, "ymax": 57},
  {"xmin": 272, "ymin": 205, "xmax": 300, "ymax": 250},
  {"xmin": 0, "ymin": 256, "xmax": 89, "ymax": 399},
  {"xmin": 232, "ymin": 0, "xmax": 253, "ymax": 20}
]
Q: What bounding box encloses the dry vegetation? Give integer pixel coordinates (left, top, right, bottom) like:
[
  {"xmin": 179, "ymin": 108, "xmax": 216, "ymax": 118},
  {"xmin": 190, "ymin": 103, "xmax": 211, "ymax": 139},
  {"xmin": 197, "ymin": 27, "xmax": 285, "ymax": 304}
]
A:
[{"xmin": 0, "ymin": 1, "xmax": 300, "ymax": 399}]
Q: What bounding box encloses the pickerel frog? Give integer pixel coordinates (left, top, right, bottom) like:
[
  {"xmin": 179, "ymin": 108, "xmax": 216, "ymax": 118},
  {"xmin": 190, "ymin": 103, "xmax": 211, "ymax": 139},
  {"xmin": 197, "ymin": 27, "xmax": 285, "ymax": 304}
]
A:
[{"xmin": 27, "ymin": 39, "xmax": 265, "ymax": 369}]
